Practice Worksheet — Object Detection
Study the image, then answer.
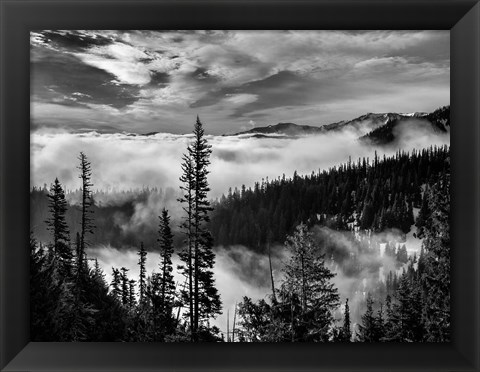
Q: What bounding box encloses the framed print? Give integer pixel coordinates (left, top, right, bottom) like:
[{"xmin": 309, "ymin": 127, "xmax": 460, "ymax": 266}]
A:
[{"xmin": 1, "ymin": 0, "xmax": 479, "ymax": 371}]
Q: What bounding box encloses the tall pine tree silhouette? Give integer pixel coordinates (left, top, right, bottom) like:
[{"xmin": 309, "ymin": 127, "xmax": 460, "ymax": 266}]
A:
[
  {"xmin": 77, "ymin": 152, "xmax": 95, "ymax": 276},
  {"xmin": 178, "ymin": 142, "xmax": 195, "ymax": 339},
  {"xmin": 178, "ymin": 116, "xmax": 221, "ymax": 341}
]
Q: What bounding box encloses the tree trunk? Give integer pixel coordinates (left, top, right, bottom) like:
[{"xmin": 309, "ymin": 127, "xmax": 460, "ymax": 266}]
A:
[{"xmin": 268, "ymin": 243, "xmax": 277, "ymax": 303}]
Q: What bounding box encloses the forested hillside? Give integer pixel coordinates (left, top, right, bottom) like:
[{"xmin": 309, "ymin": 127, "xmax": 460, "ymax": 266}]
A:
[{"xmin": 209, "ymin": 145, "xmax": 450, "ymax": 251}]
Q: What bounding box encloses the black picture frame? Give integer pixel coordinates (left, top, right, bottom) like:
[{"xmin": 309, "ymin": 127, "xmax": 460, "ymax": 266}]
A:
[{"xmin": 1, "ymin": 1, "xmax": 479, "ymax": 371}]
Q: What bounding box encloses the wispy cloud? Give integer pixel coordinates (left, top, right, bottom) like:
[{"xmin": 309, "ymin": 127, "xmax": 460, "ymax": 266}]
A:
[{"xmin": 31, "ymin": 30, "xmax": 450, "ymax": 135}]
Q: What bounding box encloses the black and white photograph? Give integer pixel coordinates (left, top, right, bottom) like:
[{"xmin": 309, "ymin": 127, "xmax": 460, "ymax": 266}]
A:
[{"xmin": 30, "ymin": 30, "xmax": 450, "ymax": 342}]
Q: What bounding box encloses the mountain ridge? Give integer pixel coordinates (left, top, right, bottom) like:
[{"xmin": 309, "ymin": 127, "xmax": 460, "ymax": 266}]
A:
[
  {"xmin": 226, "ymin": 106, "xmax": 449, "ymax": 144},
  {"xmin": 360, "ymin": 106, "xmax": 449, "ymax": 145}
]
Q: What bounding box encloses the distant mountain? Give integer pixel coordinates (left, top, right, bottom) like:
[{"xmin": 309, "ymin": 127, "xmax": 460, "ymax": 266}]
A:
[
  {"xmin": 226, "ymin": 122, "xmax": 325, "ymax": 137},
  {"xmin": 360, "ymin": 106, "xmax": 449, "ymax": 145},
  {"xmin": 322, "ymin": 112, "xmax": 427, "ymax": 133},
  {"xmin": 226, "ymin": 113, "xmax": 430, "ymax": 138},
  {"xmin": 227, "ymin": 106, "xmax": 449, "ymax": 145}
]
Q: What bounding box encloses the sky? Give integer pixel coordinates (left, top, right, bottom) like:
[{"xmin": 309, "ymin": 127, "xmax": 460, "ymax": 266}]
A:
[{"xmin": 30, "ymin": 30, "xmax": 449, "ymax": 135}]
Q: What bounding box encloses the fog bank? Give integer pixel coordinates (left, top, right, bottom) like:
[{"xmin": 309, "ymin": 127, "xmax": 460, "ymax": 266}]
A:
[
  {"xmin": 31, "ymin": 121, "xmax": 449, "ymax": 199},
  {"xmin": 87, "ymin": 244, "xmax": 278, "ymax": 335},
  {"xmin": 87, "ymin": 221, "xmax": 421, "ymax": 336}
]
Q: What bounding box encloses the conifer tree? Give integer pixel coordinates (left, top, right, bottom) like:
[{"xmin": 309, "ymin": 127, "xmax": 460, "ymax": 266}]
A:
[
  {"xmin": 93, "ymin": 258, "xmax": 102, "ymax": 278},
  {"xmin": 360, "ymin": 201, "xmax": 374, "ymax": 230},
  {"xmin": 383, "ymin": 294, "xmax": 395, "ymax": 341},
  {"xmin": 387, "ymin": 273, "xmax": 424, "ymax": 342},
  {"xmin": 415, "ymin": 186, "xmax": 430, "ymax": 238},
  {"xmin": 158, "ymin": 208, "xmax": 175, "ymax": 311},
  {"xmin": 375, "ymin": 302, "xmax": 385, "ymax": 340},
  {"xmin": 178, "ymin": 148, "xmax": 195, "ymax": 338},
  {"xmin": 281, "ymin": 223, "xmax": 339, "ymax": 341},
  {"xmin": 75, "ymin": 232, "xmax": 81, "ymax": 269},
  {"xmin": 77, "ymin": 152, "xmax": 95, "ymax": 275},
  {"xmin": 356, "ymin": 293, "xmax": 378, "ymax": 342},
  {"xmin": 120, "ymin": 267, "xmax": 129, "ymax": 306},
  {"xmin": 129, "ymin": 279, "xmax": 136, "ymax": 308},
  {"xmin": 341, "ymin": 298, "xmax": 351, "ymax": 342},
  {"xmin": 30, "ymin": 233, "xmax": 58, "ymax": 341},
  {"xmin": 178, "ymin": 116, "xmax": 221, "ymax": 341},
  {"xmin": 157, "ymin": 208, "xmax": 177, "ymax": 339},
  {"xmin": 111, "ymin": 268, "xmax": 122, "ymax": 301},
  {"xmin": 45, "ymin": 178, "xmax": 72, "ymax": 274},
  {"xmin": 407, "ymin": 197, "xmax": 415, "ymax": 226},
  {"xmin": 137, "ymin": 242, "xmax": 147, "ymax": 303}
]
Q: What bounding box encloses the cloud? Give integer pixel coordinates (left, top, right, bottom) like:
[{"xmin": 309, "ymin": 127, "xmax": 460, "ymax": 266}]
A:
[
  {"xmin": 116, "ymin": 188, "xmax": 183, "ymax": 234},
  {"xmin": 31, "ymin": 30, "xmax": 450, "ymax": 135},
  {"xmin": 31, "ymin": 45, "xmax": 140, "ymax": 110},
  {"xmin": 73, "ymin": 42, "xmax": 155, "ymax": 85},
  {"xmin": 31, "ymin": 117, "xmax": 449, "ymax": 202},
  {"xmin": 31, "ymin": 30, "xmax": 115, "ymax": 52},
  {"xmin": 223, "ymin": 94, "xmax": 258, "ymax": 106}
]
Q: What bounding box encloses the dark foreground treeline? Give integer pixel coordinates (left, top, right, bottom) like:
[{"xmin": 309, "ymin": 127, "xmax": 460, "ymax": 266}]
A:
[{"xmin": 31, "ymin": 116, "xmax": 450, "ymax": 342}]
